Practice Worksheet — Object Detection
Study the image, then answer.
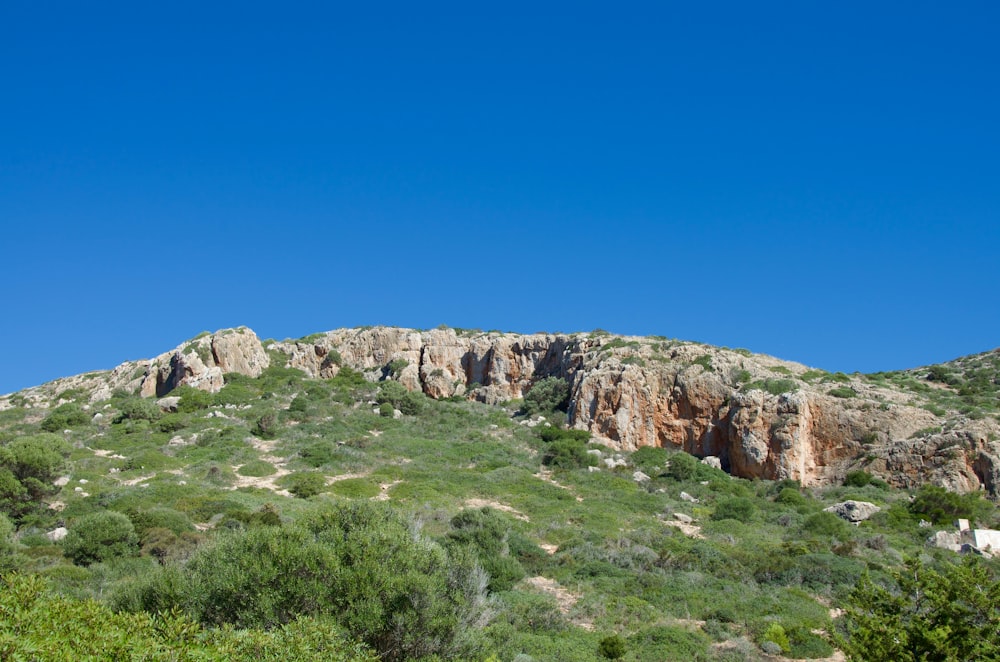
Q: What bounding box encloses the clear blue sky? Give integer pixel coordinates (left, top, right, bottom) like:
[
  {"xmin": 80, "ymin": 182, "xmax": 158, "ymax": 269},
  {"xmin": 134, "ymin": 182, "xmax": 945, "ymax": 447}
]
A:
[{"xmin": 2, "ymin": 2, "xmax": 998, "ymax": 395}]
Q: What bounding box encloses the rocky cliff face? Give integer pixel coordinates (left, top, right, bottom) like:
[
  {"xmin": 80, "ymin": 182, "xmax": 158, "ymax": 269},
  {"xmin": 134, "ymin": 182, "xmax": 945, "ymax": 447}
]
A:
[{"xmin": 4, "ymin": 326, "xmax": 998, "ymax": 495}]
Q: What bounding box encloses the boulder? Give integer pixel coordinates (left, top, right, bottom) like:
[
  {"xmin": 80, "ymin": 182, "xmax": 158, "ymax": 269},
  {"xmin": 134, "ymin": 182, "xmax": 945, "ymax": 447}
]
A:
[{"xmin": 824, "ymin": 500, "xmax": 881, "ymax": 523}]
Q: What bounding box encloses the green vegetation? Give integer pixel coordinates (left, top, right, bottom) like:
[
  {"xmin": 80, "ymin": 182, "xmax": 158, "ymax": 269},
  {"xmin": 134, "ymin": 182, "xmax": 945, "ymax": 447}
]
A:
[
  {"xmin": 743, "ymin": 378, "xmax": 798, "ymax": 396},
  {"xmin": 838, "ymin": 558, "xmax": 1000, "ymax": 661},
  {"xmin": 523, "ymin": 376, "xmax": 570, "ymax": 415},
  {"xmin": 0, "ymin": 342, "xmax": 998, "ymax": 661}
]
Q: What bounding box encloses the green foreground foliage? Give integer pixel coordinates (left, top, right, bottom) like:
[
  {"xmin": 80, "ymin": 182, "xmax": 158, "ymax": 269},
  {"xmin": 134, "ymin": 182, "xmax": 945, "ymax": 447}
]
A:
[{"xmin": 0, "ymin": 350, "xmax": 998, "ymax": 660}]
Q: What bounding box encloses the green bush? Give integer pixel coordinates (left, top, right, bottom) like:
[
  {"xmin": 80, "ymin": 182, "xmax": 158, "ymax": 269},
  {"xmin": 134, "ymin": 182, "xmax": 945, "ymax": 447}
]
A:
[
  {"xmin": 118, "ymin": 502, "xmax": 490, "ymax": 661},
  {"xmin": 802, "ymin": 511, "xmax": 851, "ymax": 540},
  {"xmin": 253, "ymin": 412, "xmax": 280, "ymax": 439},
  {"xmin": 543, "ymin": 438, "xmax": 598, "ymax": 470},
  {"xmin": 843, "ymin": 470, "xmax": 871, "ymax": 487},
  {"xmin": 840, "ymin": 558, "xmax": 1000, "ymax": 661},
  {"xmin": 40, "ymin": 402, "xmax": 90, "ymax": 431},
  {"xmin": 63, "ymin": 511, "xmax": 139, "ymax": 565},
  {"xmin": 908, "ymin": 485, "xmax": 991, "ymax": 525},
  {"xmin": 114, "ymin": 397, "xmax": 162, "ymax": 423},
  {"xmin": 667, "ymin": 452, "xmax": 699, "ymax": 481},
  {"xmin": 377, "ymin": 381, "xmax": 426, "ymax": 415},
  {"xmin": 760, "ymin": 622, "xmax": 790, "ymax": 653},
  {"xmin": 598, "ymin": 634, "xmax": 627, "ymax": 659},
  {"xmin": 238, "ymin": 460, "xmax": 277, "ymax": 477},
  {"xmin": 712, "ymin": 497, "xmax": 756, "ymax": 522},
  {"xmin": 744, "ymin": 378, "xmax": 798, "ymax": 396},
  {"xmin": 285, "ymin": 472, "xmax": 328, "ymax": 499},
  {"xmin": 448, "ymin": 507, "xmax": 526, "ymax": 592},
  {"xmin": 173, "ymin": 385, "xmax": 215, "ymax": 412},
  {"xmin": 524, "ymin": 377, "xmax": 571, "ymax": 415}
]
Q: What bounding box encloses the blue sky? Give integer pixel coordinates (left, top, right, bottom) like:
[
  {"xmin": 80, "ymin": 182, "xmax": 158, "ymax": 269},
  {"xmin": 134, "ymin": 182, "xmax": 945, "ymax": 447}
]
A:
[{"xmin": 2, "ymin": 2, "xmax": 998, "ymax": 394}]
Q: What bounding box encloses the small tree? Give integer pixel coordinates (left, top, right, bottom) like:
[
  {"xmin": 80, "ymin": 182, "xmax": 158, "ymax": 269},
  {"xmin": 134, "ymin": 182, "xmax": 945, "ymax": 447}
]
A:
[{"xmin": 839, "ymin": 557, "xmax": 1000, "ymax": 661}]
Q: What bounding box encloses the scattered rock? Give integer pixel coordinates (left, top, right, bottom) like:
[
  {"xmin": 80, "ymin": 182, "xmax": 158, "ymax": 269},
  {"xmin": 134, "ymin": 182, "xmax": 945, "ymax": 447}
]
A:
[
  {"xmin": 633, "ymin": 471, "xmax": 650, "ymax": 482},
  {"xmin": 680, "ymin": 491, "xmax": 699, "ymax": 504},
  {"xmin": 824, "ymin": 500, "xmax": 881, "ymax": 523},
  {"xmin": 157, "ymin": 396, "xmax": 181, "ymax": 412},
  {"xmin": 701, "ymin": 456, "xmax": 722, "ymax": 469},
  {"xmin": 673, "ymin": 512, "xmax": 694, "ymax": 524},
  {"xmin": 46, "ymin": 527, "xmax": 68, "ymax": 542}
]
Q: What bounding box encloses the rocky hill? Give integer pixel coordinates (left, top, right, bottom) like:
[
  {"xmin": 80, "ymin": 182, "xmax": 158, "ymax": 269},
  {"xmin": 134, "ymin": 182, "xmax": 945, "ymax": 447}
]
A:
[{"xmin": 3, "ymin": 326, "xmax": 998, "ymax": 495}]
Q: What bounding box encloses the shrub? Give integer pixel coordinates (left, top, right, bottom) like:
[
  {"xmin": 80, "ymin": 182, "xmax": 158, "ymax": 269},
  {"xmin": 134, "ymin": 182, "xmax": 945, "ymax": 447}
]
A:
[
  {"xmin": 448, "ymin": 507, "xmax": 526, "ymax": 592},
  {"xmin": 760, "ymin": 622, "xmax": 790, "ymax": 653},
  {"xmin": 238, "ymin": 460, "xmax": 277, "ymax": 477},
  {"xmin": 114, "ymin": 397, "xmax": 161, "ymax": 423},
  {"xmin": 828, "ymin": 387, "xmax": 857, "ymax": 399},
  {"xmin": 744, "ymin": 378, "xmax": 798, "ymax": 396},
  {"xmin": 40, "ymin": 402, "xmax": 90, "ymax": 431},
  {"xmin": 712, "ymin": 497, "xmax": 756, "ymax": 522},
  {"xmin": 63, "ymin": 511, "xmax": 139, "ymax": 565},
  {"xmin": 802, "ymin": 511, "xmax": 851, "ymax": 540},
  {"xmin": 524, "ymin": 377, "xmax": 571, "ymax": 415},
  {"xmin": 542, "ymin": 438, "xmax": 598, "ymax": 470},
  {"xmin": 285, "ymin": 472, "xmax": 327, "ymax": 499},
  {"xmin": 844, "ymin": 470, "xmax": 876, "ymax": 487},
  {"xmin": 539, "ymin": 427, "xmax": 590, "ymax": 443},
  {"xmin": 377, "ymin": 381, "xmax": 425, "ymax": 415},
  {"xmin": 598, "ymin": 634, "xmax": 627, "ymax": 659},
  {"xmin": 667, "ymin": 452, "xmax": 698, "ymax": 481},
  {"xmin": 908, "ymin": 485, "xmax": 991, "ymax": 525},
  {"xmin": 775, "ymin": 487, "xmax": 808, "ymax": 507},
  {"xmin": 253, "ymin": 412, "xmax": 280, "ymax": 439},
  {"xmin": 630, "ymin": 446, "xmax": 669, "ymax": 477},
  {"xmin": 174, "ymin": 385, "xmax": 215, "ymax": 412},
  {"xmin": 839, "ymin": 558, "xmax": 1000, "ymax": 661},
  {"xmin": 119, "ymin": 502, "xmax": 490, "ymax": 661}
]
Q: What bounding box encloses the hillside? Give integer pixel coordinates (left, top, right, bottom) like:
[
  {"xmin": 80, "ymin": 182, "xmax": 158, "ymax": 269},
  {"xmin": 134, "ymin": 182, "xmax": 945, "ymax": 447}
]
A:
[
  {"xmin": 0, "ymin": 327, "xmax": 998, "ymax": 660},
  {"xmin": 5, "ymin": 326, "xmax": 999, "ymax": 495}
]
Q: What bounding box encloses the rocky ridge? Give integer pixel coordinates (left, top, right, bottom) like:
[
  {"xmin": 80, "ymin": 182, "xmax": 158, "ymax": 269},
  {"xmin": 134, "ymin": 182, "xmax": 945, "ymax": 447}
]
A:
[{"xmin": 3, "ymin": 326, "xmax": 998, "ymax": 495}]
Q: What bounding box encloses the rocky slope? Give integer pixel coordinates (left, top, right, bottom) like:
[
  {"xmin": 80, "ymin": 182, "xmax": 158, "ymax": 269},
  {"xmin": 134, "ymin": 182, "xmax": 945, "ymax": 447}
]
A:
[{"xmin": 3, "ymin": 326, "xmax": 998, "ymax": 495}]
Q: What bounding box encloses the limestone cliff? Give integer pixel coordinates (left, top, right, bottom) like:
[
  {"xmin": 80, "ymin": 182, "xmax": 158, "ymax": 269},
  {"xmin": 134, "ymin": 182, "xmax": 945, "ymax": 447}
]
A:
[{"xmin": 3, "ymin": 326, "xmax": 998, "ymax": 495}]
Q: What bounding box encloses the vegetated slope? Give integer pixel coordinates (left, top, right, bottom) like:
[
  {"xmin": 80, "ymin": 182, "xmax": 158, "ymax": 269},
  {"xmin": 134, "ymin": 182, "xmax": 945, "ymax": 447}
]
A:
[
  {"xmin": 5, "ymin": 326, "xmax": 998, "ymax": 495},
  {"xmin": 0, "ymin": 331, "xmax": 998, "ymax": 661}
]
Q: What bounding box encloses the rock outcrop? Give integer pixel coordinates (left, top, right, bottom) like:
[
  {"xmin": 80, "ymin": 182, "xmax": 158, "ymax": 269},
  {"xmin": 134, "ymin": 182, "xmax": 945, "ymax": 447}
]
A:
[{"xmin": 4, "ymin": 325, "xmax": 999, "ymax": 495}]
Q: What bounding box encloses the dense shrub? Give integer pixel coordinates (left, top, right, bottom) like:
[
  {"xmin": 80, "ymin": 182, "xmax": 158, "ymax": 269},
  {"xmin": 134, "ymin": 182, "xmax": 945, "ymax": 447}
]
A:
[
  {"xmin": 598, "ymin": 634, "xmax": 627, "ymax": 659},
  {"xmin": 667, "ymin": 451, "xmax": 699, "ymax": 481},
  {"xmin": 0, "ymin": 574, "xmax": 376, "ymax": 661},
  {"xmin": 523, "ymin": 377, "xmax": 570, "ymax": 415},
  {"xmin": 908, "ymin": 485, "xmax": 991, "ymax": 525},
  {"xmin": 712, "ymin": 497, "xmax": 756, "ymax": 522},
  {"xmin": 173, "ymin": 385, "xmax": 215, "ymax": 412},
  {"xmin": 285, "ymin": 472, "xmax": 327, "ymax": 499},
  {"xmin": 448, "ymin": 507, "xmax": 526, "ymax": 592},
  {"xmin": 0, "ymin": 433, "xmax": 70, "ymax": 518},
  {"xmin": 63, "ymin": 511, "xmax": 139, "ymax": 565},
  {"xmin": 840, "ymin": 558, "xmax": 1000, "ymax": 661},
  {"xmin": 117, "ymin": 502, "xmax": 490, "ymax": 661},
  {"xmin": 40, "ymin": 402, "xmax": 90, "ymax": 431},
  {"xmin": 542, "ymin": 438, "xmax": 598, "ymax": 469},
  {"xmin": 802, "ymin": 511, "xmax": 852, "ymax": 540},
  {"xmin": 114, "ymin": 397, "xmax": 162, "ymax": 423},
  {"xmin": 253, "ymin": 412, "xmax": 280, "ymax": 439}
]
